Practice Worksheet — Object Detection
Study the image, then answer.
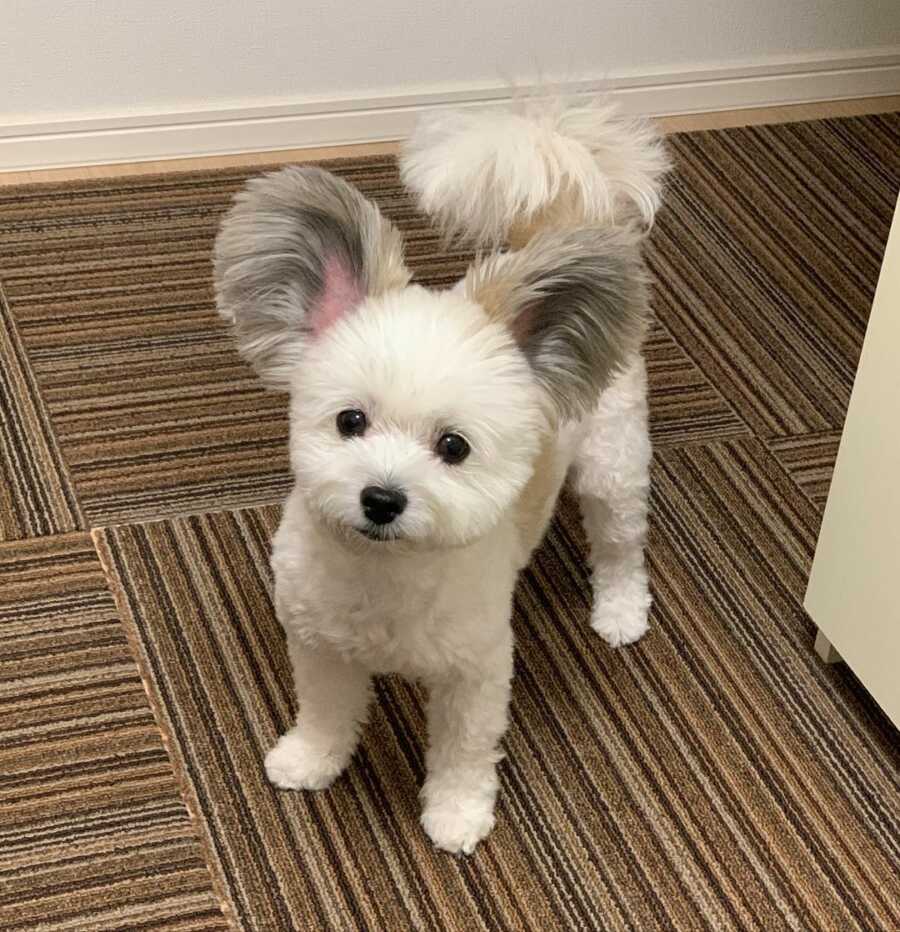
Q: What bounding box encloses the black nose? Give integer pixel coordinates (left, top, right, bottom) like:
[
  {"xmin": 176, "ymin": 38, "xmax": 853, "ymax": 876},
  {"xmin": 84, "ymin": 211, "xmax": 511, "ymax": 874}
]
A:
[{"xmin": 360, "ymin": 486, "xmax": 407, "ymax": 525}]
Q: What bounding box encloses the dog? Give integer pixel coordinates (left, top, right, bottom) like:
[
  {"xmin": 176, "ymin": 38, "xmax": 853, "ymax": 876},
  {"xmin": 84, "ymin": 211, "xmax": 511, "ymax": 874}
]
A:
[{"xmin": 213, "ymin": 97, "xmax": 669, "ymax": 854}]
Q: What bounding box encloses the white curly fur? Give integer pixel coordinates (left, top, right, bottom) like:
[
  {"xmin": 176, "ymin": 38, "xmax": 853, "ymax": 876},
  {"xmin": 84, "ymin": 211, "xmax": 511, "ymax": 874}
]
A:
[
  {"xmin": 216, "ymin": 95, "xmax": 665, "ymax": 856},
  {"xmin": 401, "ymin": 96, "xmax": 670, "ymax": 245}
]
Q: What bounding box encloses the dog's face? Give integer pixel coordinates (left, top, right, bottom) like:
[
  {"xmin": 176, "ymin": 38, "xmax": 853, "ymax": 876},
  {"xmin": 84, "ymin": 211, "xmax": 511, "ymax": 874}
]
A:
[
  {"xmin": 290, "ymin": 286, "xmax": 543, "ymax": 549},
  {"xmin": 214, "ymin": 166, "xmax": 649, "ymax": 551}
]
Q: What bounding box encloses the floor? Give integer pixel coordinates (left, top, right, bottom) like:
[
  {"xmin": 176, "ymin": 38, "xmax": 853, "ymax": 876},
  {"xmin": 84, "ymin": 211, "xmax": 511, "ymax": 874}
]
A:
[{"xmin": 1, "ymin": 104, "xmax": 899, "ymax": 931}]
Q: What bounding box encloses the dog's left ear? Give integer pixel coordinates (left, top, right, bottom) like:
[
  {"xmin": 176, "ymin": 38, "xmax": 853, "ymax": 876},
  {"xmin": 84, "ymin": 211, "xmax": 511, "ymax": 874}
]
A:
[
  {"xmin": 464, "ymin": 227, "xmax": 650, "ymax": 418},
  {"xmin": 214, "ymin": 165, "xmax": 410, "ymax": 388}
]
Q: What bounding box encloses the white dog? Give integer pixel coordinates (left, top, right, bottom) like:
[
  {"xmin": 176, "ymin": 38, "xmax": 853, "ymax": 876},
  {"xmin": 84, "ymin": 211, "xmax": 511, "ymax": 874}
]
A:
[{"xmin": 213, "ymin": 98, "xmax": 668, "ymax": 854}]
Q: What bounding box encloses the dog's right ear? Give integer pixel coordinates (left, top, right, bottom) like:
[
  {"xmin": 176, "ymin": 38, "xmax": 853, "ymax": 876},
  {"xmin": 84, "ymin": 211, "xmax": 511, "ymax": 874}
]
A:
[{"xmin": 214, "ymin": 166, "xmax": 410, "ymax": 388}]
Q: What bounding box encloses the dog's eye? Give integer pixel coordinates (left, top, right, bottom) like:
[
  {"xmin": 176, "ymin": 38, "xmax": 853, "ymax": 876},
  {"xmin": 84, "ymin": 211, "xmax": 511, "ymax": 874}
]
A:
[
  {"xmin": 336, "ymin": 409, "xmax": 367, "ymax": 438},
  {"xmin": 436, "ymin": 432, "xmax": 470, "ymax": 465}
]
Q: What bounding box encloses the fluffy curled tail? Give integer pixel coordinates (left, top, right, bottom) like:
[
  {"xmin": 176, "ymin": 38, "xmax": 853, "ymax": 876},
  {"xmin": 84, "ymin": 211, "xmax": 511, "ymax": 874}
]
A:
[{"xmin": 400, "ymin": 96, "xmax": 670, "ymax": 248}]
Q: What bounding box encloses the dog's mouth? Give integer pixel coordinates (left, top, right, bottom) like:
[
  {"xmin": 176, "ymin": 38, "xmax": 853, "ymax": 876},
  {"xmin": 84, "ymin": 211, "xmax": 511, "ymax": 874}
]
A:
[{"xmin": 354, "ymin": 525, "xmax": 402, "ymax": 543}]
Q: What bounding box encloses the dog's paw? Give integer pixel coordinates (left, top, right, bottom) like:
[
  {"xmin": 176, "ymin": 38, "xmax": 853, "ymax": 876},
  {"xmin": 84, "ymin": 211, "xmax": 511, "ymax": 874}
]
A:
[
  {"xmin": 264, "ymin": 728, "xmax": 350, "ymax": 791},
  {"xmin": 591, "ymin": 567, "xmax": 651, "ymax": 647},
  {"xmin": 421, "ymin": 796, "xmax": 496, "ymax": 855}
]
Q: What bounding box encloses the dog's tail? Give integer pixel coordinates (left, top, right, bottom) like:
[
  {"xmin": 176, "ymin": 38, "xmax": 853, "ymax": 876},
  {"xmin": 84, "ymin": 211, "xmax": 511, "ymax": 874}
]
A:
[{"xmin": 400, "ymin": 95, "xmax": 669, "ymax": 249}]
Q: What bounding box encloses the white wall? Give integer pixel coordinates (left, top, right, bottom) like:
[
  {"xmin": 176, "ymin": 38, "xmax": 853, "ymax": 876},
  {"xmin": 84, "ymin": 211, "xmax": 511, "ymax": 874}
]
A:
[
  {"xmin": 4, "ymin": 0, "xmax": 899, "ymax": 124},
  {"xmin": 2, "ymin": 0, "xmax": 899, "ymax": 169}
]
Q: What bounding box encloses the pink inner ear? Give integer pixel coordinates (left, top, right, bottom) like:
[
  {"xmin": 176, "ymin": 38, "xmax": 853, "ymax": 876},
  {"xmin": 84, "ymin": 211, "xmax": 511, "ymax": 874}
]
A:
[{"xmin": 308, "ymin": 255, "xmax": 365, "ymax": 336}]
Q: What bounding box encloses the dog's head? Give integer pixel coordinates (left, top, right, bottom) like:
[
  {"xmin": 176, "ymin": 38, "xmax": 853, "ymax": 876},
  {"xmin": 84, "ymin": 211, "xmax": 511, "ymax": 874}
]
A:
[{"xmin": 214, "ymin": 166, "xmax": 648, "ymax": 550}]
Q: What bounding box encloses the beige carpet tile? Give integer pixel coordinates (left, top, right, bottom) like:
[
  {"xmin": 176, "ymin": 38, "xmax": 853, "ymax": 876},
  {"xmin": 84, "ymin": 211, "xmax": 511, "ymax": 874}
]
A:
[
  {"xmin": 767, "ymin": 430, "xmax": 844, "ymax": 510},
  {"xmin": 0, "ymin": 288, "xmax": 81, "ymax": 540},
  {"xmin": 0, "ymin": 533, "xmax": 227, "ymax": 930},
  {"xmin": 652, "ymin": 114, "xmax": 899, "ymax": 438}
]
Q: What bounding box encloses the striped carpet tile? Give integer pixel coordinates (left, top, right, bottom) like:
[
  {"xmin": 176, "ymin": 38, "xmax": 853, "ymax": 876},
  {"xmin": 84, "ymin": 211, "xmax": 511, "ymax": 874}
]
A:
[
  {"xmin": 94, "ymin": 437, "xmax": 900, "ymax": 931},
  {"xmin": 653, "ymin": 113, "xmax": 900, "ymax": 438},
  {"xmin": 767, "ymin": 431, "xmax": 843, "ymax": 509},
  {"xmin": 644, "ymin": 320, "xmax": 748, "ymax": 447},
  {"xmin": 0, "ymin": 289, "xmax": 81, "ymax": 540},
  {"xmin": 1, "ymin": 148, "xmax": 751, "ymax": 526},
  {"xmin": 647, "ymin": 441, "xmax": 899, "ymax": 928},
  {"xmin": 0, "ymin": 533, "xmax": 226, "ymax": 930},
  {"xmin": 0, "ymin": 170, "xmax": 290, "ymax": 527}
]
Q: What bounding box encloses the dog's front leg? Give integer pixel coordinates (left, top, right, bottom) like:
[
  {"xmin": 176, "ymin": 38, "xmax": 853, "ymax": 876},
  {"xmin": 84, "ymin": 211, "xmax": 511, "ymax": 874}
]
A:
[
  {"xmin": 265, "ymin": 635, "xmax": 371, "ymax": 791},
  {"xmin": 420, "ymin": 639, "xmax": 513, "ymax": 855}
]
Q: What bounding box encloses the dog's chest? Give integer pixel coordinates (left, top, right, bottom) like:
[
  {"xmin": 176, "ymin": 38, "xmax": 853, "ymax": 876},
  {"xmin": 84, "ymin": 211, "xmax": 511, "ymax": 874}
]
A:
[{"xmin": 274, "ymin": 543, "xmax": 500, "ymax": 678}]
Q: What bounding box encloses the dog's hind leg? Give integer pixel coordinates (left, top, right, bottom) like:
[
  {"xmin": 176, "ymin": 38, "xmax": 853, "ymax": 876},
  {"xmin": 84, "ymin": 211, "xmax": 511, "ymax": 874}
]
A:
[{"xmin": 572, "ymin": 356, "xmax": 652, "ymax": 647}]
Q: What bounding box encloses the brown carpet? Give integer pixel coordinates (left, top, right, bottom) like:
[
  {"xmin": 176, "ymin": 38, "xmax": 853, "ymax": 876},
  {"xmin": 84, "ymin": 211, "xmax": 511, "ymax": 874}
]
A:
[
  {"xmin": 1, "ymin": 113, "xmax": 898, "ymax": 931},
  {"xmin": 0, "ymin": 534, "xmax": 226, "ymax": 929}
]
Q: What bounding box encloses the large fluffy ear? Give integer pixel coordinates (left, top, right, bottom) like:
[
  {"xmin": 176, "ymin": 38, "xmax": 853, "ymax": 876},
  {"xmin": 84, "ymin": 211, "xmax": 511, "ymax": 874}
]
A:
[
  {"xmin": 464, "ymin": 227, "xmax": 649, "ymax": 418},
  {"xmin": 214, "ymin": 165, "xmax": 411, "ymax": 388}
]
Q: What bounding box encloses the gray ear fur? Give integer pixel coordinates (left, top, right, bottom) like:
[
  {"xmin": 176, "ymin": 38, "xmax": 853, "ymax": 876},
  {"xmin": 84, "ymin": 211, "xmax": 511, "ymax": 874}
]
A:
[
  {"xmin": 464, "ymin": 226, "xmax": 650, "ymax": 418},
  {"xmin": 214, "ymin": 165, "xmax": 411, "ymax": 388}
]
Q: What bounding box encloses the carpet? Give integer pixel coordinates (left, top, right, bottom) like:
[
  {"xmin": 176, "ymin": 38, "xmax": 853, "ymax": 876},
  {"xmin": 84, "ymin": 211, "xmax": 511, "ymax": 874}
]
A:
[{"xmin": 1, "ymin": 113, "xmax": 898, "ymax": 930}]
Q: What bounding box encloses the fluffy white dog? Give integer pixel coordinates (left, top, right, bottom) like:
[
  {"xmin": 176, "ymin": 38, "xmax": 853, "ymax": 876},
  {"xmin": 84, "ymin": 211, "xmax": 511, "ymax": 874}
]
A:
[{"xmin": 213, "ymin": 98, "xmax": 668, "ymax": 854}]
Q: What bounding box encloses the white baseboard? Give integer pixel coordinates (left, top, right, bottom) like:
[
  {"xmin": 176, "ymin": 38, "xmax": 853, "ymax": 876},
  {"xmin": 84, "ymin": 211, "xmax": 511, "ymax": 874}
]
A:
[{"xmin": 2, "ymin": 50, "xmax": 899, "ymax": 171}]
